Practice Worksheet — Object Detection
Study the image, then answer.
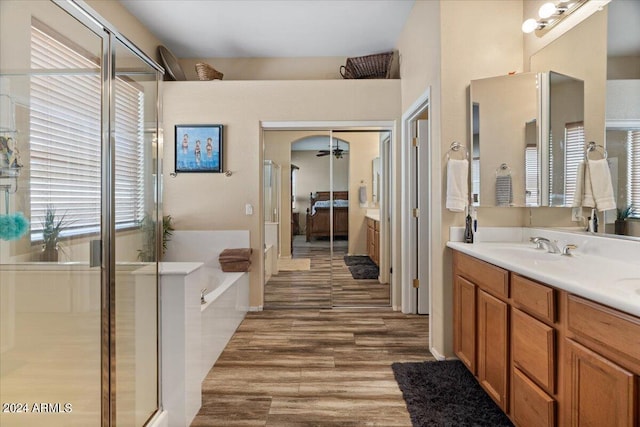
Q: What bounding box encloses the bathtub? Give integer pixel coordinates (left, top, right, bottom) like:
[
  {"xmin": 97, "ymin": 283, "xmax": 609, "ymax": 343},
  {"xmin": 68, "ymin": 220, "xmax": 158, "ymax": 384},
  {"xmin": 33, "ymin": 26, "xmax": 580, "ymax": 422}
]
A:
[{"xmin": 160, "ymin": 230, "xmax": 250, "ymax": 427}]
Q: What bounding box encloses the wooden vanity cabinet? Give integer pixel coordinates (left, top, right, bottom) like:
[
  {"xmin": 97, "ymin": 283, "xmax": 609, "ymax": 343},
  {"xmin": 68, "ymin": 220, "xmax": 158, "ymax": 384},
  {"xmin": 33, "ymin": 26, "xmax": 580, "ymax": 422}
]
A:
[
  {"xmin": 452, "ymin": 249, "xmax": 640, "ymax": 427},
  {"xmin": 366, "ymin": 218, "xmax": 379, "ymax": 266},
  {"xmin": 453, "ymin": 251, "xmax": 509, "ymax": 411}
]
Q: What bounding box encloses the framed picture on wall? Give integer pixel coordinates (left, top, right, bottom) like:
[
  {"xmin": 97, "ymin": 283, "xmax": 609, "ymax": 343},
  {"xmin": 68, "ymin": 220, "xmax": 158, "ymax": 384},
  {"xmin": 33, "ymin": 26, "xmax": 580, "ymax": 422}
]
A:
[{"xmin": 175, "ymin": 124, "xmax": 223, "ymax": 173}]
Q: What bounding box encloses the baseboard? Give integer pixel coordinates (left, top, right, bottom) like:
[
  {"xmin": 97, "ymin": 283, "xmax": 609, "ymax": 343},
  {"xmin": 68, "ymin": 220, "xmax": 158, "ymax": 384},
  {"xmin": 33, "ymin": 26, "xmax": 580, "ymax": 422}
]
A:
[
  {"xmin": 249, "ymin": 305, "xmax": 263, "ymax": 312},
  {"xmin": 430, "ymin": 346, "xmax": 447, "ymax": 361},
  {"xmin": 146, "ymin": 410, "xmax": 168, "ymax": 427},
  {"xmin": 393, "ymin": 305, "xmax": 402, "ymax": 311}
]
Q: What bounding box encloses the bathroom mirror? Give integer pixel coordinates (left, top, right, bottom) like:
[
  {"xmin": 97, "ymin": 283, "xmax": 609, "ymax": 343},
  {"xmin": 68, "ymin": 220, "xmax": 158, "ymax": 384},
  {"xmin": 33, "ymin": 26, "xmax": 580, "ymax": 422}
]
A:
[
  {"xmin": 530, "ymin": 1, "xmax": 640, "ymax": 237},
  {"xmin": 470, "ymin": 71, "xmax": 584, "ymax": 208},
  {"xmin": 542, "ymin": 71, "xmax": 585, "ymax": 207},
  {"xmin": 470, "ymin": 72, "xmax": 540, "ymax": 207}
]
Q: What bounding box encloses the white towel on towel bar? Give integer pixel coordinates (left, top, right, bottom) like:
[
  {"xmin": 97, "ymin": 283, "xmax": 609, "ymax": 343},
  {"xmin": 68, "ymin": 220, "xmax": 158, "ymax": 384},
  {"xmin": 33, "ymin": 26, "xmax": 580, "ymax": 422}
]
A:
[
  {"xmin": 572, "ymin": 161, "xmax": 591, "ymax": 207},
  {"xmin": 446, "ymin": 159, "xmax": 468, "ymax": 212},
  {"xmin": 587, "ymin": 159, "xmax": 615, "ymax": 211}
]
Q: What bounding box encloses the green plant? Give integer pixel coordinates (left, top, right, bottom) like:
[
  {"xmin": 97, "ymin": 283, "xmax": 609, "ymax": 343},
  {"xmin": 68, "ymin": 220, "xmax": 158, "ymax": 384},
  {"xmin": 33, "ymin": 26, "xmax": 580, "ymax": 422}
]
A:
[
  {"xmin": 41, "ymin": 205, "xmax": 73, "ymax": 251},
  {"xmin": 137, "ymin": 214, "xmax": 174, "ymax": 262},
  {"xmin": 616, "ymin": 204, "xmax": 635, "ymax": 221}
]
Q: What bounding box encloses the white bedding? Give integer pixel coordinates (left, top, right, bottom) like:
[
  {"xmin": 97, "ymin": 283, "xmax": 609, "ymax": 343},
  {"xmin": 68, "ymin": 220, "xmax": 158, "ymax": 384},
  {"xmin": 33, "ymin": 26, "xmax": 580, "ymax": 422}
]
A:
[{"xmin": 311, "ymin": 199, "xmax": 349, "ymax": 215}]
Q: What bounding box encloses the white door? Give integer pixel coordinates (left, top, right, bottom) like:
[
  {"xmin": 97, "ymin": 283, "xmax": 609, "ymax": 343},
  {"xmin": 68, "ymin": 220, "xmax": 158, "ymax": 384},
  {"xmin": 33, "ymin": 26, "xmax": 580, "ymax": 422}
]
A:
[{"xmin": 417, "ymin": 119, "xmax": 430, "ymax": 314}]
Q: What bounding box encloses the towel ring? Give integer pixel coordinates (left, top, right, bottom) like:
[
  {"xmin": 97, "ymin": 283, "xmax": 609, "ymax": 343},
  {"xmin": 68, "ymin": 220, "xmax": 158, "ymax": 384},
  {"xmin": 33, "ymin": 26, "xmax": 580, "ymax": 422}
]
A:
[
  {"xmin": 495, "ymin": 163, "xmax": 511, "ymax": 177},
  {"xmin": 585, "ymin": 141, "xmax": 607, "ymax": 161},
  {"xmin": 446, "ymin": 141, "xmax": 469, "ymax": 160}
]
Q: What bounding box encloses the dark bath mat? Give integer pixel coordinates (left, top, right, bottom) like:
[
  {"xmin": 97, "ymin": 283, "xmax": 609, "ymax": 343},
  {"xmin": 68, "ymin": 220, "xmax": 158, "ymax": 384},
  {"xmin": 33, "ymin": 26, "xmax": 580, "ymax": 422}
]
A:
[
  {"xmin": 343, "ymin": 255, "xmax": 376, "ymax": 266},
  {"xmin": 392, "ymin": 360, "xmax": 514, "ymax": 427},
  {"xmin": 348, "ymin": 264, "xmax": 379, "ymax": 280}
]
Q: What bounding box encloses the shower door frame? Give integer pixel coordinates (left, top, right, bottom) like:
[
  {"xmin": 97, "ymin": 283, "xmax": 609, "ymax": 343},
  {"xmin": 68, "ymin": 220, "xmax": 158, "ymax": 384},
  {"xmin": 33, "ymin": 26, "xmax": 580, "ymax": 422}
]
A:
[{"xmin": 53, "ymin": 2, "xmax": 165, "ymax": 425}]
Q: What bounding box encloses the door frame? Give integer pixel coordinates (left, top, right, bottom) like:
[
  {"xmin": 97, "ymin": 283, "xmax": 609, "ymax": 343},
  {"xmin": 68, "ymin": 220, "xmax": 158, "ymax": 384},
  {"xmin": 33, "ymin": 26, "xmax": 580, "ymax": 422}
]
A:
[
  {"xmin": 260, "ymin": 120, "xmax": 396, "ymax": 308},
  {"xmin": 401, "ymin": 88, "xmax": 439, "ymax": 348}
]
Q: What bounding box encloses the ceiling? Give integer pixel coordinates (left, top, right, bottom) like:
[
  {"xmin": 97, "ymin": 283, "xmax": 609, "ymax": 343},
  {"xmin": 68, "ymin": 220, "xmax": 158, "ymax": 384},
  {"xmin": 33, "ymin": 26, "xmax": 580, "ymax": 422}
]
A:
[
  {"xmin": 607, "ymin": 0, "xmax": 640, "ymax": 56},
  {"xmin": 119, "ymin": 0, "xmax": 415, "ymax": 58}
]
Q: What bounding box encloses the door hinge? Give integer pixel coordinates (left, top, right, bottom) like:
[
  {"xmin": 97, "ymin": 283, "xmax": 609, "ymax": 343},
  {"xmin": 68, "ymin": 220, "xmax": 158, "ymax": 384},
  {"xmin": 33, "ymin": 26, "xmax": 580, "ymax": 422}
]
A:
[
  {"xmin": 412, "ymin": 208, "xmax": 419, "ymax": 218},
  {"xmin": 390, "ymin": 267, "xmax": 393, "ymax": 274},
  {"xmin": 412, "ymin": 137, "xmax": 418, "ymax": 147},
  {"xmin": 413, "ymin": 278, "xmax": 419, "ymax": 288}
]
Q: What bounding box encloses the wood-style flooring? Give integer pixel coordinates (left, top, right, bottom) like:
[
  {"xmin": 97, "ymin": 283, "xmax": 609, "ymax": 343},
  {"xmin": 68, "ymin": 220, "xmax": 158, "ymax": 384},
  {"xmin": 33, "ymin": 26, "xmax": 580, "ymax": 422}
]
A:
[
  {"xmin": 192, "ymin": 309, "xmax": 432, "ymax": 426},
  {"xmin": 265, "ymin": 236, "xmax": 390, "ymax": 308}
]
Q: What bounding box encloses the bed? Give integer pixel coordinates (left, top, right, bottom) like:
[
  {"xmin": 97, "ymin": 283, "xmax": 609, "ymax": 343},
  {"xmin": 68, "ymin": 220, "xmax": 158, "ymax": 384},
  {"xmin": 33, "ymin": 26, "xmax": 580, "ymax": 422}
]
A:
[{"xmin": 306, "ymin": 191, "xmax": 349, "ymax": 242}]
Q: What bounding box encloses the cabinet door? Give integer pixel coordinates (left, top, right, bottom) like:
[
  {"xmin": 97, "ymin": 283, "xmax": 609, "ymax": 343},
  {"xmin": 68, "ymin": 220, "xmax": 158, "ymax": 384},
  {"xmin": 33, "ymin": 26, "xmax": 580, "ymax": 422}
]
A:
[
  {"xmin": 478, "ymin": 289, "xmax": 509, "ymax": 411},
  {"xmin": 567, "ymin": 339, "xmax": 636, "ymax": 427},
  {"xmin": 454, "ymin": 276, "xmax": 476, "ymax": 374}
]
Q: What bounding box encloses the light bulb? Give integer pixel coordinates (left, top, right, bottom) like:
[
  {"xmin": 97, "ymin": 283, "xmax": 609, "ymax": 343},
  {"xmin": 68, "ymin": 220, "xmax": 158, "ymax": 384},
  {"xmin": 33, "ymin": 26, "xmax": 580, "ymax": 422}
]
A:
[
  {"xmin": 538, "ymin": 2, "xmax": 557, "ymax": 19},
  {"xmin": 521, "ymin": 18, "xmax": 539, "ymax": 34}
]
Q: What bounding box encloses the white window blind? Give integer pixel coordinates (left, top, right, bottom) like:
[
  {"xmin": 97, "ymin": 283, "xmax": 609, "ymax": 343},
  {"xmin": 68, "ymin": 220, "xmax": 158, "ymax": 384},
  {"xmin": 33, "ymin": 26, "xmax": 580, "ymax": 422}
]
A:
[
  {"xmin": 563, "ymin": 122, "xmax": 585, "ymax": 206},
  {"xmin": 628, "ymin": 130, "xmax": 640, "ymax": 218},
  {"xmin": 525, "ymin": 146, "xmax": 538, "ymax": 205},
  {"xmin": 30, "ymin": 22, "xmax": 144, "ymax": 240},
  {"xmin": 471, "ymin": 158, "xmax": 480, "ymax": 204}
]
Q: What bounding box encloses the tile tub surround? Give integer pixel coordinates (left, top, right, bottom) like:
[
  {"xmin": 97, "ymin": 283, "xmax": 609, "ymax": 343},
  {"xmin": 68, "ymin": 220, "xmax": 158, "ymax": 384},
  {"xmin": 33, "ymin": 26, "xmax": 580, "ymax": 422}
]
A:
[
  {"xmin": 447, "ymin": 227, "xmax": 640, "ymax": 317},
  {"xmin": 161, "ymin": 230, "xmax": 251, "ymax": 427}
]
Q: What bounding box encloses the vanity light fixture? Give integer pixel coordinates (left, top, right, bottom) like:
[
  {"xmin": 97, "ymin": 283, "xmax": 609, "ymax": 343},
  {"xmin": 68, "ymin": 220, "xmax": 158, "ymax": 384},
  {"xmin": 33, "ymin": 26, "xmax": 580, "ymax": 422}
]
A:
[{"xmin": 521, "ymin": 0, "xmax": 587, "ymax": 34}]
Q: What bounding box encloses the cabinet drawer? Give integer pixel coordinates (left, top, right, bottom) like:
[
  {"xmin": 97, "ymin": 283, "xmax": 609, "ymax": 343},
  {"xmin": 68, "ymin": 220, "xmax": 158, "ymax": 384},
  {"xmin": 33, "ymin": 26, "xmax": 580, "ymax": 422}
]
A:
[
  {"xmin": 512, "ymin": 308, "xmax": 555, "ymax": 393},
  {"xmin": 512, "ymin": 368, "xmax": 555, "ymax": 427},
  {"xmin": 567, "ymin": 295, "xmax": 640, "ymax": 366},
  {"xmin": 367, "ymin": 218, "xmax": 375, "ymax": 229},
  {"xmin": 512, "ymin": 274, "xmax": 556, "ymax": 323},
  {"xmin": 453, "ymin": 251, "xmax": 508, "ymax": 298}
]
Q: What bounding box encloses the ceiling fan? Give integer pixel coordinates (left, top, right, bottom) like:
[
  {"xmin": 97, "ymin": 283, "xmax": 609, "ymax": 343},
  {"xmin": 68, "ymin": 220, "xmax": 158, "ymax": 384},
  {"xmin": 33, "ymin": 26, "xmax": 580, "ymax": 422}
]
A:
[{"xmin": 316, "ymin": 141, "xmax": 348, "ymax": 159}]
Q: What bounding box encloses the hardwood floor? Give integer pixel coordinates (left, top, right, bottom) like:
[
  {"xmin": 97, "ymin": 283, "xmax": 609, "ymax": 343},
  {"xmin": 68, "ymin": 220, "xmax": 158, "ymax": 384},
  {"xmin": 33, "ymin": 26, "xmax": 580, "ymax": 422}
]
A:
[
  {"xmin": 192, "ymin": 309, "xmax": 432, "ymax": 426},
  {"xmin": 264, "ymin": 236, "xmax": 390, "ymax": 308}
]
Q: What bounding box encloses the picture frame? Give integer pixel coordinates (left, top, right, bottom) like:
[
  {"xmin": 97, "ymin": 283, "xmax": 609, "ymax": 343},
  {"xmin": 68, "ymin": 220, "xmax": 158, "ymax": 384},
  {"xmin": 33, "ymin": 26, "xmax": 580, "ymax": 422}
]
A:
[{"xmin": 175, "ymin": 124, "xmax": 223, "ymax": 173}]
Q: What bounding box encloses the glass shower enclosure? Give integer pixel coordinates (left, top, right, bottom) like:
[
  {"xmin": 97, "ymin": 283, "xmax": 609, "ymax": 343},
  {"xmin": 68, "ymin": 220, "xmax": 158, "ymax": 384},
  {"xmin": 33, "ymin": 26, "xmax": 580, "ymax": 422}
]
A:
[{"xmin": 0, "ymin": 1, "xmax": 163, "ymax": 426}]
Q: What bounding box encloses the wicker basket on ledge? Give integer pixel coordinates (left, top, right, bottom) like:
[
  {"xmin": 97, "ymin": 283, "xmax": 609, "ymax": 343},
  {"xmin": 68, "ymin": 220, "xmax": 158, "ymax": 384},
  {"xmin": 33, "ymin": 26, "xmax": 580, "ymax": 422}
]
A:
[
  {"xmin": 195, "ymin": 62, "xmax": 224, "ymax": 80},
  {"xmin": 340, "ymin": 51, "xmax": 393, "ymax": 79}
]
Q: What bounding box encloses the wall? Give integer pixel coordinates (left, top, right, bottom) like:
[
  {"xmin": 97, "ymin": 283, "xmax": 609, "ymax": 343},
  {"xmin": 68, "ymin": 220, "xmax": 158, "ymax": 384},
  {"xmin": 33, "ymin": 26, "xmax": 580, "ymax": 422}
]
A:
[
  {"xmin": 163, "ymin": 80, "xmax": 401, "ymax": 308},
  {"xmin": 395, "ymin": 0, "xmax": 524, "ymax": 357},
  {"xmin": 180, "ymin": 57, "xmax": 346, "ymax": 81}
]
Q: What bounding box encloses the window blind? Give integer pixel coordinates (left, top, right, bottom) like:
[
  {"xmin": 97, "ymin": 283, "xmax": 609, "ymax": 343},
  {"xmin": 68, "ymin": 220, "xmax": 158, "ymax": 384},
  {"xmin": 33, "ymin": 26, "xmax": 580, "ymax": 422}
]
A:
[
  {"xmin": 563, "ymin": 122, "xmax": 585, "ymax": 206},
  {"xmin": 525, "ymin": 146, "xmax": 538, "ymax": 205},
  {"xmin": 628, "ymin": 130, "xmax": 640, "ymax": 218},
  {"xmin": 30, "ymin": 23, "xmax": 144, "ymax": 240}
]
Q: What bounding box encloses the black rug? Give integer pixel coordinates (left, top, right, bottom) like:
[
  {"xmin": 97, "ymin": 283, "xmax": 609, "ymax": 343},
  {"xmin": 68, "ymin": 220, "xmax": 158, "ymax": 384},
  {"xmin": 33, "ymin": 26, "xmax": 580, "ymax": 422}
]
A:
[
  {"xmin": 344, "ymin": 255, "xmax": 379, "ymax": 279},
  {"xmin": 348, "ymin": 264, "xmax": 379, "ymax": 279},
  {"xmin": 392, "ymin": 360, "xmax": 514, "ymax": 427},
  {"xmin": 343, "ymin": 255, "xmax": 375, "ymax": 266}
]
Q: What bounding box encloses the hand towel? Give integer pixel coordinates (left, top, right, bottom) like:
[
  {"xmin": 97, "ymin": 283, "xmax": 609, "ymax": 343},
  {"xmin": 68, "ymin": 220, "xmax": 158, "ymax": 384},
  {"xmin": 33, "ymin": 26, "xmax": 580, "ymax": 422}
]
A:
[
  {"xmin": 572, "ymin": 161, "xmax": 586, "ymax": 207},
  {"xmin": 495, "ymin": 175, "xmax": 513, "ymax": 207},
  {"xmin": 359, "ymin": 185, "xmax": 367, "ymax": 207},
  {"xmin": 581, "ymin": 161, "xmax": 596, "ymax": 208},
  {"xmin": 446, "ymin": 159, "xmax": 469, "ymax": 212},
  {"xmin": 587, "ymin": 159, "xmax": 616, "ymax": 211}
]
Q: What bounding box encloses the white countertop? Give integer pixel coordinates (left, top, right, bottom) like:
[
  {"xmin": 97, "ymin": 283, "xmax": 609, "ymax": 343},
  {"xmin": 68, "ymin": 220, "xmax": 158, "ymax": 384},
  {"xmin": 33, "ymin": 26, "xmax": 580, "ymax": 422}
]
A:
[
  {"xmin": 365, "ymin": 210, "xmax": 380, "ymax": 221},
  {"xmin": 447, "ymin": 228, "xmax": 640, "ymax": 318}
]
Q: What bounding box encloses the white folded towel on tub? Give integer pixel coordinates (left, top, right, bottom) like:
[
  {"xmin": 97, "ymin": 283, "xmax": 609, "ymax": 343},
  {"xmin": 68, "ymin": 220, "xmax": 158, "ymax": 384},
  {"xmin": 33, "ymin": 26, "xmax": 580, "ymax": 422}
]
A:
[
  {"xmin": 446, "ymin": 159, "xmax": 469, "ymax": 212},
  {"xmin": 587, "ymin": 158, "xmax": 616, "ymax": 211}
]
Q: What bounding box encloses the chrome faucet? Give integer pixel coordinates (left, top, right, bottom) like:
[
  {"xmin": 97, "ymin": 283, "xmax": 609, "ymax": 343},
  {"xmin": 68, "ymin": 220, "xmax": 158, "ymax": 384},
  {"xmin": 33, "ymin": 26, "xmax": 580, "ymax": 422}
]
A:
[
  {"xmin": 561, "ymin": 244, "xmax": 578, "ymax": 256},
  {"xmin": 529, "ymin": 237, "xmax": 560, "ymax": 254}
]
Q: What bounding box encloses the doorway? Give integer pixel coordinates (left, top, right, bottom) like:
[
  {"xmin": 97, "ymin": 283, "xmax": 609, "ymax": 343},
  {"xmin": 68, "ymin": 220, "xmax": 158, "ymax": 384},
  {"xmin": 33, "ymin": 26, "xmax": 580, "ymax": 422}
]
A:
[{"xmin": 262, "ymin": 125, "xmax": 392, "ymax": 308}]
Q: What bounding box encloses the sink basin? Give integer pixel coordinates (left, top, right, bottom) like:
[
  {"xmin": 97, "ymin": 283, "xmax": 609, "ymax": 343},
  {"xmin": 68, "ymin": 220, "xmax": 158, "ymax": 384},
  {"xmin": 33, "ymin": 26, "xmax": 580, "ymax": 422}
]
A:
[
  {"xmin": 487, "ymin": 246, "xmax": 562, "ymax": 262},
  {"xmin": 613, "ymin": 278, "xmax": 640, "ymax": 295}
]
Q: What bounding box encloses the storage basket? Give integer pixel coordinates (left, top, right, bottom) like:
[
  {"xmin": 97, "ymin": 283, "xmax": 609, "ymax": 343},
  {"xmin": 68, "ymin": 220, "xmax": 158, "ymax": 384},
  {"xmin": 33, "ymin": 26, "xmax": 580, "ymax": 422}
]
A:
[
  {"xmin": 340, "ymin": 51, "xmax": 393, "ymax": 79},
  {"xmin": 195, "ymin": 62, "xmax": 224, "ymax": 80}
]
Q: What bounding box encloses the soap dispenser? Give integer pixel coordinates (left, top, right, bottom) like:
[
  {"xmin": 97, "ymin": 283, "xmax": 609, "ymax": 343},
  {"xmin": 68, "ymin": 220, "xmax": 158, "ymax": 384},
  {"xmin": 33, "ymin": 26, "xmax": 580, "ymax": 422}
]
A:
[{"xmin": 464, "ymin": 206, "xmax": 474, "ymax": 243}]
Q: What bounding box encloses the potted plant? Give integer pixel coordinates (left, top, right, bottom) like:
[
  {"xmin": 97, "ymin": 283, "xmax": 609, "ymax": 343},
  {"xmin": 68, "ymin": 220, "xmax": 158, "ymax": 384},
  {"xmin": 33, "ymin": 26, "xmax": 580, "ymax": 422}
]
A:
[
  {"xmin": 137, "ymin": 214, "xmax": 174, "ymax": 262},
  {"xmin": 615, "ymin": 205, "xmax": 634, "ymax": 235},
  {"xmin": 40, "ymin": 205, "xmax": 72, "ymax": 262}
]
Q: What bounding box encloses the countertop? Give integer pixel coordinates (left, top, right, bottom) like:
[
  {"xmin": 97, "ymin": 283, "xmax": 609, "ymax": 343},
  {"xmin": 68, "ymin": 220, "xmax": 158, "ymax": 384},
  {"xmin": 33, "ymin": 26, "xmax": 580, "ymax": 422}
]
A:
[
  {"xmin": 365, "ymin": 210, "xmax": 380, "ymax": 221},
  {"xmin": 447, "ymin": 240, "xmax": 640, "ymax": 318}
]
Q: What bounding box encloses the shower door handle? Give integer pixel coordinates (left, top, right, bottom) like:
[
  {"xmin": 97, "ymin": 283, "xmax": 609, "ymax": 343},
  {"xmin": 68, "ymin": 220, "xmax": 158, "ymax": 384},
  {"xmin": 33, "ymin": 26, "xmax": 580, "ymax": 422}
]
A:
[{"xmin": 90, "ymin": 239, "xmax": 101, "ymax": 268}]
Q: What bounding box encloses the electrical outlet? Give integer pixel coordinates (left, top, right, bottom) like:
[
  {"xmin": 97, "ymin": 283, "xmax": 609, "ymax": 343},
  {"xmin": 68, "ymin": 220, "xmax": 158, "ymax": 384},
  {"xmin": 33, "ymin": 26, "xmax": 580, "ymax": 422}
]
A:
[{"xmin": 571, "ymin": 207, "xmax": 581, "ymax": 222}]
